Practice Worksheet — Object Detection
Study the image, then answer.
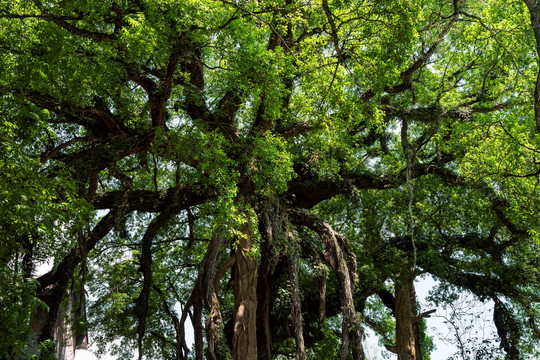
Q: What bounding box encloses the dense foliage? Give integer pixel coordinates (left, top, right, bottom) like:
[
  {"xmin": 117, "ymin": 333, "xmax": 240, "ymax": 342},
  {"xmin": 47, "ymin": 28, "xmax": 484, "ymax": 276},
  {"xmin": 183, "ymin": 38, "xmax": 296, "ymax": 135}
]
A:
[{"xmin": 1, "ymin": 0, "xmax": 540, "ymax": 359}]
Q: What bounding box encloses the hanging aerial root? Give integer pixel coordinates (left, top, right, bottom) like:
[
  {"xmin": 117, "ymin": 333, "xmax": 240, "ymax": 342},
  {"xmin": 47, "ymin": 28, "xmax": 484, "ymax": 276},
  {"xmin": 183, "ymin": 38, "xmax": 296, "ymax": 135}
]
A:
[
  {"xmin": 400, "ymin": 118, "xmax": 417, "ymax": 268},
  {"xmin": 286, "ymin": 232, "xmax": 306, "ymax": 360},
  {"xmin": 290, "ymin": 210, "xmax": 365, "ymax": 360},
  {"xmin": 187, "ymin": 233, "xmax": 233, "ymax": 360}
]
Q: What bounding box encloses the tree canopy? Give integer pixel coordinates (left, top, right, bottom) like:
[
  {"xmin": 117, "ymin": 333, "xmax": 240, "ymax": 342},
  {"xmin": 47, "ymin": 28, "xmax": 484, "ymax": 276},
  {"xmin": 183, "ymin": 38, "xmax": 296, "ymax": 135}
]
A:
[{"xmin": 1, "ymin": 0, "xmax": 540, "ymax": 359}]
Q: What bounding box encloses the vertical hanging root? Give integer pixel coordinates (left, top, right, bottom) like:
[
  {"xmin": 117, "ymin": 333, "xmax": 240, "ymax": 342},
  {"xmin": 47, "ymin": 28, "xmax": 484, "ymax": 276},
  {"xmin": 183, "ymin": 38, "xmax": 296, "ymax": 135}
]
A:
[
  {"xmin": 291, "ymin": 211, "xmax": 365, "ymax": 360},
  {"xmin": 189, "ymin": 233, "xmax": 234, "ymax": 360},
  {"xmin": 317, "ymin": 262, "xmax": 327, "ymax": 329},
  {"xmin": 287, "ymin": 233, "xmax": 306, "ymax": 360},
  {"xmin": 401, "ymin": 118, "xmax": 416, "ymax": 268}
]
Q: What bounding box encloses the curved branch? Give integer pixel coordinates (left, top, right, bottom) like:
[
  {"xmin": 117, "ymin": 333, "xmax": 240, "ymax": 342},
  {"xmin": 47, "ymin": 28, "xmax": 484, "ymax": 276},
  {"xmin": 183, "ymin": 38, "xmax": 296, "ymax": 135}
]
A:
[
  {"xmin": 289, "ymin": 153, "xmax": 454, "ymax": 208},
  {"xmin": 24, "ymin": 92, "xmax": 125, "ymax": 136},
  {"xmin": 31, "ymin": 2, "xmax": 118, "ymax": 42},
  {"xmin": 92, "ymin": 184, "xmax": 213, "ymax": 213}
]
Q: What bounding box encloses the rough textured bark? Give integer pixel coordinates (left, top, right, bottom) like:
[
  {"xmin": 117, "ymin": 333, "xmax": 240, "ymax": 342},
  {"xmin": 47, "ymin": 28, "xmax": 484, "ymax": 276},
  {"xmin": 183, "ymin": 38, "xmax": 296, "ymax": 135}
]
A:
[
  {"xmin": 291, "ymin": 211, "xmax": 365, "ymax": 360},
  {"xmin": 193, "ymin": 300, "xmax": 204, "ymax": 360},
  {"xmin": 300, "ymin": 239, "xmax": 328, "ymax": 330},
  {"xmin": 256, "ymin": 233, "xmax": 276, "ymax": 360},
  {"xmin": 205, "ymin": 284, "xmax": 222, "ymax": 360},
  {"xmin": 317, "ymin": 262, "xmax": 327, "ymax": 329},
  {"xmin": 523, "ymin": 0, "xmax": 540, "ymax": 131},
  {"xmin": 232, "ymin": 226, "xmax": 258, "ymax": 360},
  {"xmin": 395, "ymin": 268, "xmax": 417, "ymax": 360},
  {"xmin": 38, "ymin": 275, "xmax": 70, "ymax": 346},
  {"xmin": 287, "ymin": 251, "xmax": 306, "ymax": 360},
  {"xmin": 172, "ymin": 232, "xmax": 235, "ymax": 360},
  {"xmin": 203, "ymin": 237, "xmax": 233, "ymax": 360}
]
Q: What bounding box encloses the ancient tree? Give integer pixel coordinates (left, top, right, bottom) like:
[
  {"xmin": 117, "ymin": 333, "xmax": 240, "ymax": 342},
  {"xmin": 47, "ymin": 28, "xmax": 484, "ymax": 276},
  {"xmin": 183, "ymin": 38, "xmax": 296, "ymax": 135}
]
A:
[{"xmin": 1, "ymin": 0, "xmax": 539, "ymax": 359}]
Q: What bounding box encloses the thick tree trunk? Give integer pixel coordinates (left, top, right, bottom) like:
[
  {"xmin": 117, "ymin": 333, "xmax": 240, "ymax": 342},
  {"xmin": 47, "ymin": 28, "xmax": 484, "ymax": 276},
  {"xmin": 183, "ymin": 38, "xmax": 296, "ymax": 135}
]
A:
[
  {"xmin": 232, "ymin": 228, "xmax": 258, "ymax": 360},
  {"xmin": 193, "ymin": 300, "xmax": 204, "ymax": 360},
  {"xmin": 287, "ymin": 252, "xmax": 306, "ymax": 360},
  {"xmin": 395, "ymin": 267, "xmax": 417, "ymax": 360}
]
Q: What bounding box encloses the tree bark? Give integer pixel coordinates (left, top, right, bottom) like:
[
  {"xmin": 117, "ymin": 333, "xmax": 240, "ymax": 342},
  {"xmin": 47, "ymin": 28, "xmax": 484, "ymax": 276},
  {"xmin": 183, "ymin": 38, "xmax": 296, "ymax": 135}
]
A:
[
  {"xmin": 203, "ymin": 237, "xmax": 233, "ymax": 360},
  {"xmin": 290, "ymin": 211, "xmax": 365, "ymax": 360},
  {"xmin": 256, "ymin": 235, "xmax": 276, "ymax": 360},
  {"xmin": 523, "ymin": 0, "xmax": 540, "ymax": 132},
  {"xmin": 287, "ymin": 251, "xmax": 306, "ymax": 360},
  {"xmin": 232, "ymin": 225, "xmax": 258, "ymax": 360},
  {"xmin": 183, "ymin": 234, "xmax": 233, "ymax": 360},
  {"xmin": 395, "ymin": 267, "xmax": 417, "ymax": 360},
  {"xmin": 193, "ymin": 300, "xmax": 204, "ymax": 360}
]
